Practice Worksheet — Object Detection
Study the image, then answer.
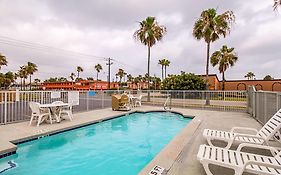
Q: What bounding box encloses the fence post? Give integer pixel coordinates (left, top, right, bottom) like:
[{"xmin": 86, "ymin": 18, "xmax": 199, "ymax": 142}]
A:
[
  {"xmin": 276, "ymin": 93, "xmax": 279, "ymax": 112},
  {"xmin": 102, "ymin": 91, "xmax": 104, "ymax": 108},
  {"xmin": 4, "ymin": 92, "xmax": 7, "ymax": 124},
  {"xmin": 86, "ymin": 91, "xmax": 89, "ymax": 111},
  {"xmin": 223, "ymin": 91, "xmax": 226, "ymax": 111}
]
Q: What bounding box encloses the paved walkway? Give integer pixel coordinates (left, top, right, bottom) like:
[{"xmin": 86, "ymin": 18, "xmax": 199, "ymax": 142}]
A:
[{"xmin": 0, "ymin": 106, "xmax": 279, "ymax": 175}]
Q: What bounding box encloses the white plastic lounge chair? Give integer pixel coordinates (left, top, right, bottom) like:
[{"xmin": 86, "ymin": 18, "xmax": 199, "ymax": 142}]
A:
[
  {"xmin": 203, "ymin": 109, "xmax": 281, "ymax": 149},
  {"xmin": 197, "ymin": 144, "xmax": 281, "ymax": 175},
  {"xmin": 52, "ymin": 101, "xmax": 73, "ymax": 121},
  {"xmin": 29, "ymin": 102, "xmax": 52, "ymax": 127},
  {"xmin": 135, "ymin": 95, "xmax": 142, "ymax": 107}
]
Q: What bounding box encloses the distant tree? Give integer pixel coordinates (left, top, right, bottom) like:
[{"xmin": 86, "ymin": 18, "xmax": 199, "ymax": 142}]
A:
[
  {"xmin": 158, "ymin": 59, "xmax": 165, "ymax": 80},
  {"xmin": 69, "ymin": 73, "xmax": 76, "ymax": 82},
  {"xmin": 18, "ymin": 66, "xmax": 28, "ymax": 90},
  {"xmin": 211, "ymin": 45, "xmax": 238, "ymax": 90},
  {"xmin": 263, "ymin": 75, "xmax": 274, "ymax": 80},
  {"xmin": 0, "ymin": 53, "xmax": 7, "ymax": 70},
  {"xmin": 244, "ymin": 72, "xmax": 255, "ymax": 80},
  {"xmin": 151, "ymin": 76, "xmax": 161, "ymax": 90},
  {"xmin": 26, "ymin": 62, "xmax": 38, "ymax": 90},
  {"xmin": 193, "ymin": 8, "xmax": 235, "ymax": 91},
  {"xmin": 34, "ymin": 78, "xmax": 40, "ymax": 84},
  {"xmin": 134, "ymin": 16, "xmax": 167, "ymax": 99},
  {"xmin": 76, "ymin": 66, "xmax": 84, "ymax": 79},
  {"xmin": 163, "ymin": 59, "xmax": 170, "ymax": 79},
  {"xmin": 58, "ymin": 77, "xmax": 68, "ymax": 82},
  {"xmin": 116, "ymin": 69, "xmax": 125, "ymax": 83},
  {"xmin": 94, "ymin": 64, "xmax": 103, "ymax": 81},
  {"xmin": 127, "ymin": 74, "xmax": 133, "ymax": 82},
  {"xmin": 0, "ymin": 72, "xmax": 16, "ymax": 89},
  {"xmin": 87, "ymin": 77, "xmax": 94, "ymax": 80},
  {"xmin": 162, "ymin": 72, "xmax": 206, "ymax": 90},
  {"xmin": 274, "ymin": 0, "xmax": 281, "ymax": 10}
]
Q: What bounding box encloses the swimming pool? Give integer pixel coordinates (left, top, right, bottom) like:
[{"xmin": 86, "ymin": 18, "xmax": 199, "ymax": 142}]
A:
[{"xmin": 0, "ymin": 112, "xmax": 191, "ymax": 175}]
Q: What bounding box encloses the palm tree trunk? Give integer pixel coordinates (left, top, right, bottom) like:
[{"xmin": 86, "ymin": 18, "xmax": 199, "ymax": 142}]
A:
[
  {"xmin": 161, "ymin": 65, "xmax": 164, "ymax": 80},
  {"xmin": 29, "ymin": 75, "xmax": 32, "ymax": 90},
  {"xmin": 165, "ymin": 66, "xmax": 167, "ymax": 78},
  {"xmin": 222, "ymin": 71, "xmax": 225, "ymax": 91},
  {"xmin": 20, "ymin": 78, "xmax": 22, "ymax": 90},
  {"xmin": 147, "ymin": 45, "xmax": 151, "ymax": 101},
  {"xmin": 205, "ymin": 42, "xmax": 210, "ymax": 105},
  {"xmin": 97, "ymin": 72, "xmax": 98, "ymax": 81},
  {"xmin": 77, "ymin": 71, "xmax": 79, "ymax": 79},
  {"xmin": 23, "ymin": 79, "xmax": 25, "ymax": 91}
]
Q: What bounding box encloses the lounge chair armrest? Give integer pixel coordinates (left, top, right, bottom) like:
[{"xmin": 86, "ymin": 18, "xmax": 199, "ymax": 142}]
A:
[
  {"xmin": 230, "ymin": 127, "xmax": 258, "ymax": 134},
  {"xmin": 243, "ymin": 160, "xmax": 281, "ymax": 170},
  {"xmin": 237, "ymin": 143, "xmax": 278, "ymax": 155}
]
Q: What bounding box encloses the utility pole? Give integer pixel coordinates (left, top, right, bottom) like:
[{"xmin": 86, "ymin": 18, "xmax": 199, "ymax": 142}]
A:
[{"xmin": 106, "ymin": 57, "xmax": 113, "ymax": 89}]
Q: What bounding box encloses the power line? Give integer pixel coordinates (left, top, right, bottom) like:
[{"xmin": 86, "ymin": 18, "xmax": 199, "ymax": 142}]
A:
[{"xmin": 0, "ymin": 35, "xmax": 107, "ymax": 60}]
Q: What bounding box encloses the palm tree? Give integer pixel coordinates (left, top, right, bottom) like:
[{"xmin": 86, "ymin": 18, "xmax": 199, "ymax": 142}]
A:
[
  {"xmin": 134, "ymin": 16, "xmax": 167, "ymax": 100},
  {"xmin": 211, "ymin": 45, "xmax": 238, "ymax": 90},
  {"xmin": 34, "ymin": 78, "xmax": 40, "ymax": 84},
  {"xmin": 163, "ymin": 59, "xmax": 171, "ymax": 79},
  {"xmin": 116, "ymin": 69, "xmax": 125, "ymax": 83},
  {"xmin": 26, "ymin": 62, "xmax": 38, "ymax": 90},
  {"xmin": 0, "ymin": 53, "xmax": 7, "ymax": 70},
  {"xmin": 69, "ymin": 72, "xmax": 76, "ymax": 81},
  {"xmin": 244, "ymin": 72, "xmax": 255, "ymax": 80},
  {"xmin": 127, "ymin": 74, "xmax": 133, "ymax": 82},
  {"xmin": 18, "ymin": 66, "xmax": 28, "ymax": 90},
  {"xmin": 158, "ymin": 59, "xmax": 165, "ymax": 80},
  {"xmin": 76, "ymin": 66, "xmax": 84, "ymax": 79},
  {"xmin": 94, "ymin": 64, "xmax": 103, "ymax": 81},
  {"xmin": 193, "ymin": 9, "xmax": 235, "ymax": 90},
  {"xmin": 274, "ymin": 0, "xmax": 281, "ymax": 10}
]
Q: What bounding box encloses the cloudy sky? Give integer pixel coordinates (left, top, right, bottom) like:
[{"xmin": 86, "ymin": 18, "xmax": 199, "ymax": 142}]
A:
[{"xmin": 0, "ymin": 0, "xmax": 280, "ymax": 82}]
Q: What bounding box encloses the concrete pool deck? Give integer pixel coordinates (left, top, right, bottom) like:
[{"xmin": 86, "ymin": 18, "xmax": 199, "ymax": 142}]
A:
[{"xmin": 0, "ymin": 106, "xmax": 280, "ymax": 175}]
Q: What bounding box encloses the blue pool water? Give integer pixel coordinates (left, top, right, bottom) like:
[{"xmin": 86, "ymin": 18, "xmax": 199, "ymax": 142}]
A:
[{"xmin": 0, "ymin": 112, "xmax": 191, "ymax": 175}]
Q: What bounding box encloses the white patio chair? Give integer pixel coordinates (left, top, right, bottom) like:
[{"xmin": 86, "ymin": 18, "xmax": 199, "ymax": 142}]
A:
[
  {"xmin": 203, "ymin": 109, "xmax": 281, "ymax": 149},
  {"xmin": 135, "ymin": 95, "xmax": 142, "ymax": 107},
  {"xmin": 29, "ymin": 102, "xmax": 52, "ymax": 127},
  {"xmin": 53, "ymin": 101, "xmax": 73, "ymax": 121},
  {"xmin": 197, "ymin": 144, "xmax": 281, "ymax": 175}
]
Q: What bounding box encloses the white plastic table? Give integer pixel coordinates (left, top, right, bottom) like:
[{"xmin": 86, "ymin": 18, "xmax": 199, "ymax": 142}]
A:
[{"xmin": 39, "ymin": 103, "xmax": 70, "ymax": 122}]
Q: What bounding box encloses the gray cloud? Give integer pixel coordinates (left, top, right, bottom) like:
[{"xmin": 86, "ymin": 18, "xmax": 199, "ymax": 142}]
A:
[{"xmin": 0, "ymin": 0, "xmax": 280, "ymax": 82}]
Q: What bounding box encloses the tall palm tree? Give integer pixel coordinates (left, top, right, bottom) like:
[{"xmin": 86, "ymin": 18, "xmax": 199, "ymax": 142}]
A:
[
  {"xmin": 116, "ymin": 68, "xmax": 125, "ymax": 83},
  {"xmin": 211, "ymin": 45, "xmax": 238, "ymax": 90},
  {"xmin": 69, "ymin": 72, "xmax": 76, "ymax": 81},
  {"xmin": 69, "ymin": 72, "xmax": 76, "ymax": 90},
  {"xmin": 26, "ymin": 62, "xmax": 38, "ymax": 90},
  {"xmin": 94, "ymin": 64, "xmax": 103, "ymax": 81},
  {"xmin": 244, "ymin": 72, "xmax": 255, "ymax": 80},
  {"xmin": 163, "ymin": 59, "xmax": 171, "ymax": 79},
  {"xmin": 18, "ymin": 66, "xmax": 28, "ymax": 90},
  {"xmin": 0, "ymin": 53, "xmax": 7, "ymax": 70},
  {"xmin": 76, "ymin": 66, "xmax": 84, "ymax": 79},
  {"xmin": 134, "ymin": 16, "xmax": 167, "ymax": 99},
  {"xmin": 274, "ymin": 0, "xmax": 281, "ymax": 10},
  {"xmin": 193, "ymin": 9, "xmax": 235, "ymax": 90},
  {"xmin": 158, "ymin": 59, "xmax": 165, "ymax": 80}
]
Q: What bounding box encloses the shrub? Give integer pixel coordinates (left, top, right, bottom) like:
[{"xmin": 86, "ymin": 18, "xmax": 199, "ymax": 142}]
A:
[{"xmin": 161, "ymin": 72, "xmax": 206, "ymax": 90}]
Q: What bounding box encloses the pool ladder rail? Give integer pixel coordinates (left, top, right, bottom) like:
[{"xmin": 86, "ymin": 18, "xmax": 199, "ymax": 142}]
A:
[{"xmin": 163, "ymin": 95, "xmax": 172, "ymax": 111}]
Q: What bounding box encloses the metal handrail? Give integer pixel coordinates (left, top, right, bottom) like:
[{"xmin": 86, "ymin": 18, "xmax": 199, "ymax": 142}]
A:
[{"xmin": 164, "ymin": 94, "xmax": 171, "ymax": 110}]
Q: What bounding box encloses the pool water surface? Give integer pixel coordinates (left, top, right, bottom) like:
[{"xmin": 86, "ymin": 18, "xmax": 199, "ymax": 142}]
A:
[{"xmin": 0, "ymin": 112, "xmax": 191, "ymax": 175}]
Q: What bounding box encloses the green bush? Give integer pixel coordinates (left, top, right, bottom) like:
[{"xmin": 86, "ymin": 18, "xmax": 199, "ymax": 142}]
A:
[{"xmin": 161, "ymin": 72, "xmax": 206, "ymax": 90}]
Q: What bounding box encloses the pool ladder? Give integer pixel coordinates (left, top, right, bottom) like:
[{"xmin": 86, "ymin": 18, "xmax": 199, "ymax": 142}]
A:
[{"xmin": 164, "ymin": 94, "xmax": 172, "ymax": 111}]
